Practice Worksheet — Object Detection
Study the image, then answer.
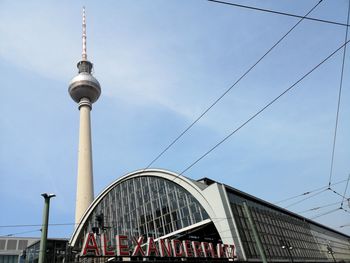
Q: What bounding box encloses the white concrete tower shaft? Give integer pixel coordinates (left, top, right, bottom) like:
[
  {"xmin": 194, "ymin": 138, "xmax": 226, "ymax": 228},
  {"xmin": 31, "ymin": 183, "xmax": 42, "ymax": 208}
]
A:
[
  {"xmin": 68, "ymin": 7, "xmax": 101, "ymax": 225},
  {"xmin": 76, "ymin": 98, "xmax": 94, "ymax": 223}
]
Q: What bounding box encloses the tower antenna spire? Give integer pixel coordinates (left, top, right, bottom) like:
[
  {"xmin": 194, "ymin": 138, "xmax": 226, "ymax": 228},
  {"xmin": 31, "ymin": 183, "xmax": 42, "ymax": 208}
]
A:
[{"xmin": 82, "ymin": 6, "xmax": 87, "ymax": 61}]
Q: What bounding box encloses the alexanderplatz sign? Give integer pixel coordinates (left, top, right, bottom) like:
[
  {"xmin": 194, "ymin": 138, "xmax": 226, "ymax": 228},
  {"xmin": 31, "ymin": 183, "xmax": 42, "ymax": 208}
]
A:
[{"xmin": 81, "ymin": 232, "xmax": 237, "ymax": 259}]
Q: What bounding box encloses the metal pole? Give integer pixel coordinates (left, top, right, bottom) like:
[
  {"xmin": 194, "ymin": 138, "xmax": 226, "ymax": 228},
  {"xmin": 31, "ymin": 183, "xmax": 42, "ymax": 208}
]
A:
[
  {"xmin": 287, "ymin": 246, "xmax": 294, "ymax": 263},
  {"xmin": 327, "ymin": 244, "xmax": 336, "ymax": 263},
  {"xmin": 330, "ymin": 252, "xmax": 336, "ymax": 263},
  {"xmin": 38, "ymin": 193, "xmax": 55, "ymax": 263},
  {"xmin": 242, "ymin": 202, "xmax": 268, "ymax": 263}
]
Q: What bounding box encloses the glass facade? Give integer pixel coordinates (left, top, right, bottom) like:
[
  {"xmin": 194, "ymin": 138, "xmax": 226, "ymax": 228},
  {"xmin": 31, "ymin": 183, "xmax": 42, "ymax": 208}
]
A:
[
  {"xmin": 24, "ymin": 240, "xmax": 67, "ymax": 263},
  {"xmin": 0, "ymin": 255, "xmax": 18, "ymax": 263},
  {"xmin": 311, "ymin": 226, "xmax": 350, "ymax": 261},
  {"xmin": 77, "ymin": 176, "xmax": 210, "ymax": 248},
  {"xmin": 227, "ymin": 189, "xmax": 350, "ymax": 261}
]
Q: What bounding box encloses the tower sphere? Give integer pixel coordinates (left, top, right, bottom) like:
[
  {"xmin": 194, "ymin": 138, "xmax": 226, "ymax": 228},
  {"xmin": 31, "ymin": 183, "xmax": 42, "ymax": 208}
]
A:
[{"xmin": 69, "ymin": 63, "xmax": 101, "ymax": 104}]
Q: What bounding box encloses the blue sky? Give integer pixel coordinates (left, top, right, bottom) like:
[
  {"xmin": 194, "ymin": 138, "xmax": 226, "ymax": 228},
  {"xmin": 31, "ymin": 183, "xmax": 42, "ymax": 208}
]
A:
[{"xmin": 1, "ymin": 0, "xmax": 350, "ymax": 238}]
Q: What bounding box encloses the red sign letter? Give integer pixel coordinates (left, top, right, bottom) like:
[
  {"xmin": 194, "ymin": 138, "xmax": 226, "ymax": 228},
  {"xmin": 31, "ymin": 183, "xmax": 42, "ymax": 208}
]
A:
[
  {"xmin": 201, "ymin": 242, "xmax": 210, "ymax": 257},
  {"xmin": 209, "ymin": 243, "xmax": 217, "ymax": 258},
  {"xmin": 158, "ymin": 239, "xmax": 172, "ymax": 257},
  {"xmin": 217, "ymin": 243, "xmax": 229, "ymax": 258},
  {"xmin": 116, "ymin": 235, "xmax": 130, "ymax": 256},
  {"xmin": 132, "ymin": 236, "xmax": 145, "ymax": 256},
  {"xmin": 171, "ymin": 239, "xmax": 183, "ymax": 257},
  {"xmin": 227, "ymin": 244, "xmax": 236, "ymax": 259},
  {"xmin": 146, "ymin": 237, "xmax": 159, "ymax": 256},
  {"xmin": 101, "ymin": 233, "xmax": 115, "ymax": 256},
  {"xmin": 183, "ymin": 240, "xmax": 193, "ymax": 257},
  {"xmin": 192, "ymin": 241, "xmax": 203, "ymax": 257},
  {"xmin": 81, "ymin": 232, "xmax": 100, "ymax": 256}
]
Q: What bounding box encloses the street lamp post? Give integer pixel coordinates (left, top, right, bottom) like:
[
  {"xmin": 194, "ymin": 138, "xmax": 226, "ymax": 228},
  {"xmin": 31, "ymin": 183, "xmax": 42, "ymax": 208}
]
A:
[
  {"xmin": 280, "ymin": 240, "xmax": 294, "ymax": 262},
  {"xmin": 327, "ymin": 244, "xmax": 336, "ymax": 263},
  {"xmin": 38, "ymin": 193, "xmax": 55, "ymax": 263}
]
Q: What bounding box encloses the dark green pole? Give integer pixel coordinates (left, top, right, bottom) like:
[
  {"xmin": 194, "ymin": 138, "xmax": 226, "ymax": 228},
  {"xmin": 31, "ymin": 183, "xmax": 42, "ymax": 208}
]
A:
[
  {"xmin": 327, "ymin": 244, "xmax": 336, "ymax": 263},
  {"xmin": 39, "ymin": 193, "xmax": 55, "ymax": 263},
  {"xmin": 243, "ymin": 202, "xmax": 268, "ymax": 263}
]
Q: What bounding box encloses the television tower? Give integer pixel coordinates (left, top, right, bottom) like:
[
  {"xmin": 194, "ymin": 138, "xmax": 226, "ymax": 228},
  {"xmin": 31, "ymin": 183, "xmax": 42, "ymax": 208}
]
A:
[{"xmin": 68, "ymin": 7, "xmax": 101, "ymax": 225}]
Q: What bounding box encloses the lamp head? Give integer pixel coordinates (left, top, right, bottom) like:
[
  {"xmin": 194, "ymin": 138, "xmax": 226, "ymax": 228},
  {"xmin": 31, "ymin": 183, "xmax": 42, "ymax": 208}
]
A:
[{"xmin": 41, "ymin": 193, "xmax": 56, "ymax": 199}]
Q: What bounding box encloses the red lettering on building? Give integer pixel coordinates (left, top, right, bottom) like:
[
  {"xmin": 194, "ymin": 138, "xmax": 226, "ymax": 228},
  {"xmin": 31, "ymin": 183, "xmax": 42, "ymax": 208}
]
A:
[
  {"xmin": 80, "ymin": 232, "xmax": 236, "ymax": 259},
  {"xmin": 132, "ymin": 236, "xmax": 145, "ymax": 256},
  {"xmin": 116, "ymin": 235, "xmax": 130, "ymax": 256},
  {"xmin": 192, "ymin": 241, "xmax": 203, "ymax": 257},
  {"xmin": 158, "ymin": 239, "xmax": 172, "ymax": 257},
  {"xmin": 171, "ymin": 239, "xmax": 183, "ymax": 257},
  {"xmin": 217, "ymin": 243, "xmax": 225, "ymax": 258},
  {"xmin": 146, "ymin": 237, "xmax": 159, "ymax": 256},
  {"xmin": 228, "ymin": 244, "xmax": 236, "ymax": 258},
  {"xmin": 209, "ymin": 242, "xmax": 217, "ymax": 258},
  {"xmin": 81, "ymin": 232, "xmax": 100, "ymax": 256},
  {"xmin": 201, "ymin": 242, "xmax": 210, "ymax": 257},
  {"xmin": 101, "ymin": 233, "xmax": 115, "ymax": 256},
  {"xmin": 183, "ymin": 240, "xmax": 193, "ymax": 257}
]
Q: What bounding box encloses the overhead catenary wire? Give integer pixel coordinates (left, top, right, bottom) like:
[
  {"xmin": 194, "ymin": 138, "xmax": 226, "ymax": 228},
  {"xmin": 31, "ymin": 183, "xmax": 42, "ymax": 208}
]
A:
[
  {"xmin": 0, "ymin": 229, "xmax": 41, "ymax": 238},
  {"xmin": 0, "ymin": 223, "xmax": 77, "ymax": 228},
  {"xmin": 282, "ymin": 184, "xmax": 349, "ymax": 210},
  {"xmin": 341, "ymin": 174, "xmax": 350, "ymax": 207},
  {"xmin": 311, "ymin": 207, "xmax": 340, "ymax": 220},
  {"xmin": 339, "ymin": 223, "xmax": 350, "ymax": 228},
  {"xmin": 178, "ymin": 38, "xmax": 350, "ymax": 176},
  {"xmin": 329, "ymin": 187, "xmax": 349, "ymax": 200},
  {"xmin": 207, "ymin": 0, "xmax": 349, "ymax": 28},
  {"xmin": 295, "ymin": 185, "xmax": 350, "ymax": 212},
  {"xmin": 284, "ymin": 189, "xmax": 329, "ymax": 209},
  {"xmin": 341, "ymin": 207, "xmax": 350, "ymax": 214},
  {"xmin": 274, "ymin": 178, "xmax": 348, "ymax": 204},
  {"xmin": 0, "ymin": 222, "xmax": 82, "ymax": 238},
  {"xmin": 328, "ymin": 0, "xmax": 350, "ymax": 187},
  {"xmin": 297, "ymin": 201, "xmax": 342, "ymax": 214},
  {"xmin": 144, "ymin": 0, "xmax": 324, "ymax": 170}
]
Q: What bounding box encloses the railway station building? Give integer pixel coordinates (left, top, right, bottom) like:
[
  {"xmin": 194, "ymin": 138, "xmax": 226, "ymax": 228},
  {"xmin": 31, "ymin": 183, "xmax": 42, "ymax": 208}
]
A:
[{"xmin": 69, "ymin": 169, "xmax": 350, "ymax": 262}]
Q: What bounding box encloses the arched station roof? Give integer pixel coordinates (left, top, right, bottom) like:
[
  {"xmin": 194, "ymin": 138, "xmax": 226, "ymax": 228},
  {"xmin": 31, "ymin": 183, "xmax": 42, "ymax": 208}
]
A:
[{"xmin": 70, "ymin": 169, "xmax": 218, "ymax": 247}]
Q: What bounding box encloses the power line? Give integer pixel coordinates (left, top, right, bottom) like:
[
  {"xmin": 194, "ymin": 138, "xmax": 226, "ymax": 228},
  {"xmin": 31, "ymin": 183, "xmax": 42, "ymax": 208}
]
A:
[
  {"xmin": 341, "ymin": 174, "xmax": 350, "ymax": 207},
  {"xmin": 0, "ymin": 223, "xmax": 80, "ymax": 237},
  {"xmin": 341, "ymin": 207, "xmax": 350, "ymax": 214},
  {"xmin": 312, "ymin": 206, "xmax": 350, "ymax": 221},
  {"xmin": 338, "ymin": 223, "xmax": 350, "ymax": 228},
  {"xmin": 329, "ymin": 187, "xmax": 348, "ymax": 200},
  {"xmin": 274, "ymin": 178, "xmax": 348, "ymax": 204},
  {"xmin": 297, "ymin": 201, "xmax": 342, "ymax": 214},
  {"xmin": 207, "ymin": 0, "xmax": 349, "ymax": 27},
  {"xmin": 179, "ymin": 38, "xmax": 350, "ymax": 176},
  {"xmin": 284, "ymin": 189, "xmax": 328, "ymax": 209},
  {"xmin": 328, "ymin": 0, "xmax": 350, "ymax": 187},
  {"xmin": 311, "ymin": 207, "xmax": 340, "ymax": 220},
  {"xmin": 144, "ymin": 0, "xmax": 323, "ymax": 170},
  {"xmin": 0, "ymin": 229, "xmax": 41, "ymax": 238},
  {"xmin": 0, "ymin": 223, "xmax": 76, "ymax": 228},
  {"xmin": 281, "ymin": 186, "xmax": 349, "ymax": 210}
]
